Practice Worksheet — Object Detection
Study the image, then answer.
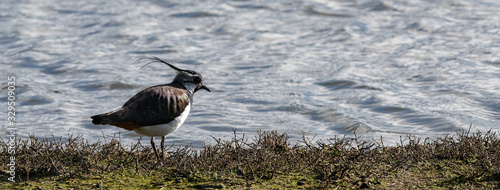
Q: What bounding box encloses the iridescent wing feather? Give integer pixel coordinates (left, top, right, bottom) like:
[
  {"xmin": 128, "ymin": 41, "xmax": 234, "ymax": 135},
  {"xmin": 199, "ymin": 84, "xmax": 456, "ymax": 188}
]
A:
[{"xmin": 91, "ymin": 84, "xmax": 191, "ymax": 130}]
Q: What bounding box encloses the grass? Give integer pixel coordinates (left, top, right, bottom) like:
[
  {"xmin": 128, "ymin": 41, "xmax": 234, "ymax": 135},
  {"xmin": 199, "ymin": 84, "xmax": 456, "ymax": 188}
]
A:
[{"xmin": 1, "ymin": 128, "xmax": 499, "ymax": 189}]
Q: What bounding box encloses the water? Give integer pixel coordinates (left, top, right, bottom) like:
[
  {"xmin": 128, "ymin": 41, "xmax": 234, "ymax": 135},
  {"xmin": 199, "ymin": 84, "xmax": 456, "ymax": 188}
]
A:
[{"xmin": 1, "ymin": 0, "xmax": 499, "ymax": 148}]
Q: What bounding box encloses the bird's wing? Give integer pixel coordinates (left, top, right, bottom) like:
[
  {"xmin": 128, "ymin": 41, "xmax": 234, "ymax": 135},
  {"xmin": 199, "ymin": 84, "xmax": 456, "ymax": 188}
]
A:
[{"xmin": 115, "ymin": 85, "xmax": 190, "ymax": 127}]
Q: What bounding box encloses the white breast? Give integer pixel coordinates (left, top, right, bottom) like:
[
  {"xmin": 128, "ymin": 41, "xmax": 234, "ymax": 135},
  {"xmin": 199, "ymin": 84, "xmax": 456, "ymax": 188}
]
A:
[{"xmin": 133, "ymin": 104, "xmax": 191, "ymax": 137}]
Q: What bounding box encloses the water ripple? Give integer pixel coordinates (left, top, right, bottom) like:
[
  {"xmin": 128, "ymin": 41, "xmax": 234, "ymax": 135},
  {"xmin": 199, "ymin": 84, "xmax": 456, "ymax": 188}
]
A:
[{"xmin": 1, "ymin": 0, "xmax": 499, "ymax": 148}]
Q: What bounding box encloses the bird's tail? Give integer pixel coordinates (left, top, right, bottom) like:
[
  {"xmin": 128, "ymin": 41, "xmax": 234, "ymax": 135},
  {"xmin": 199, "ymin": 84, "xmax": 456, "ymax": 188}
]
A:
[{"xmin": 91, "ymin": 108, "xmax": 124, "ymax": 125}]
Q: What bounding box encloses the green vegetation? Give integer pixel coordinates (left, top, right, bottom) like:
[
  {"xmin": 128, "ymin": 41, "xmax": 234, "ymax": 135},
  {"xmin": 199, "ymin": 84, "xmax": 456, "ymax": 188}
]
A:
[{"xmin": 1, "ymin": 128, "xmax": 499, "ymax": 189}]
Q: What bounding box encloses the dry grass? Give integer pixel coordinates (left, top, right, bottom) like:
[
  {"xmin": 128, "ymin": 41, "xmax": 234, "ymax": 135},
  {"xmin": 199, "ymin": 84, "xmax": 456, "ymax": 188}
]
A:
[{"xmin": 1, "ymin": 128, "xmax": 499, "ymax": 189}]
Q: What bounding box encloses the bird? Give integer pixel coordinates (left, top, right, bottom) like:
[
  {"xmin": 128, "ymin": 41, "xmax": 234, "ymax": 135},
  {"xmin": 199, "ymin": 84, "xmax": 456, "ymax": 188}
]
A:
[{"xmin": 90, "ymin": 57, "xmax": 210, "ymax": 160}]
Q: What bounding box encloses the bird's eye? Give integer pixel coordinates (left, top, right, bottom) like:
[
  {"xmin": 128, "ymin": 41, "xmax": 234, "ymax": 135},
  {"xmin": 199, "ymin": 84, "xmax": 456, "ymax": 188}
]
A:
[{"xmin": 193, "ymin": 76, "xmax": 201, "ymax": 83}]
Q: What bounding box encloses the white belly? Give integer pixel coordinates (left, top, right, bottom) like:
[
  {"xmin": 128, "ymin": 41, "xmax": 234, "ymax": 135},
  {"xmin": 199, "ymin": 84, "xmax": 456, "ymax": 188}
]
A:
[{"xmin": 134, "ymin": 104, "xmax": 191, "ymax": 137}]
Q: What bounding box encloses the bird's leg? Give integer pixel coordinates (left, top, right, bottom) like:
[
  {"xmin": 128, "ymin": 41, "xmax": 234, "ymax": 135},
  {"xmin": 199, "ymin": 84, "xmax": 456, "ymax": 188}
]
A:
[
  {"xmin": 161, "ymin": 136, "xmax": 165, "ymax": 159},
  {"xmin": 151, "ymin": 137, "xmax": 160, "ymax": 160}
]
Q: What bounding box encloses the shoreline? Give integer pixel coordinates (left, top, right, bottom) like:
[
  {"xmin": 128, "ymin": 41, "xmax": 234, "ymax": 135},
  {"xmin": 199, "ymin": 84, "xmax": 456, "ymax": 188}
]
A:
[{"xmin": 1, "ymin": 129, "xmax": 499, "ymax": 189}]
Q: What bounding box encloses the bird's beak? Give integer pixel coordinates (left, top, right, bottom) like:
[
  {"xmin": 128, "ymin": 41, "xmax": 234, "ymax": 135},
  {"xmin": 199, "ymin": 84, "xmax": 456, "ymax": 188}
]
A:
[{"xmin": 201, "ymin": 84, "xmax": 211, "ymax": 92}]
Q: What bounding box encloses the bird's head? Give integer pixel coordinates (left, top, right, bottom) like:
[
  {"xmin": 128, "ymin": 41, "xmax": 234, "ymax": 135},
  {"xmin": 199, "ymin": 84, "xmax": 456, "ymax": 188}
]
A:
[{"xmin": 142, "ymin": 57, "xmax": 211, "ymax": 93}]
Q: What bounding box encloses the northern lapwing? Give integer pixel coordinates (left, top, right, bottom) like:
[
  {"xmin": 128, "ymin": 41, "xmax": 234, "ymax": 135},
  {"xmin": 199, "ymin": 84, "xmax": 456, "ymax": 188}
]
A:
[{"xmin": 91, "ymin": 57, "xmax": 210, "ymax": 160}]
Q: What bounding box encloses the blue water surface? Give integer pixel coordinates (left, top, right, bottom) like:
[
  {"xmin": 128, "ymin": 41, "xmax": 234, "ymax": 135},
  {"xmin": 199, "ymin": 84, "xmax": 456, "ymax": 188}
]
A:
[{"xmin": 1, "ymin": 0, "xmax": 499, "ymax": 148}]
